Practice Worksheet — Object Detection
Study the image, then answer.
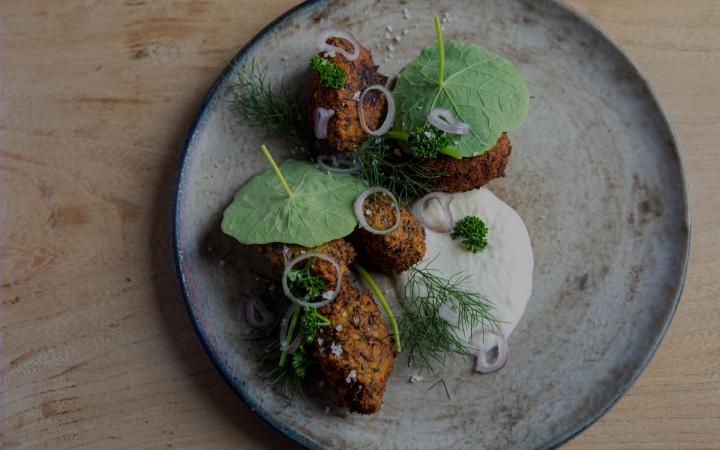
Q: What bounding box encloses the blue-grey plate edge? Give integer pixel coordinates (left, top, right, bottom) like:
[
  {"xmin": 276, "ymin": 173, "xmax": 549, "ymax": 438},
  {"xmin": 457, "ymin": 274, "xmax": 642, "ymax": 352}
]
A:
[{"xmin": 171, "ymin": 1, "xmax": 692, "ymax": 449}]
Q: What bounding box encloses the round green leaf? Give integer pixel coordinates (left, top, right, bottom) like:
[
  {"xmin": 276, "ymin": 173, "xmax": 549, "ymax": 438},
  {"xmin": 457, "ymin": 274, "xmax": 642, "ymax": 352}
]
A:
[
  {"xmin": 221, "ymin": 160, "xmax": 368, "ymax": 247},
  {"xmin": 392, "ymin": 40, "xmax": 529, "ymax": 157}
]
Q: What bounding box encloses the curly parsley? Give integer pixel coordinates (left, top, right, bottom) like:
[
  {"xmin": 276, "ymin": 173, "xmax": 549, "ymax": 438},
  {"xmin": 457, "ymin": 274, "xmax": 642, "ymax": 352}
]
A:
[
  {"xmin": 299, "ymin": 307, "xmax": 331, "ymax": 344},
  {"xmin": 287, "ymin": 261, "xmax": 325, "ymax": 300},
  {"xmin": 451, "ymin": 216, "xmax": 489, "ymax": 253},
  {"xmin": 406, "ymin": 124, "xmax": 453, "ymax": 159},
  {"xmin": 309, "ymin": 55, "xmax": 346, "ymax": 89}
]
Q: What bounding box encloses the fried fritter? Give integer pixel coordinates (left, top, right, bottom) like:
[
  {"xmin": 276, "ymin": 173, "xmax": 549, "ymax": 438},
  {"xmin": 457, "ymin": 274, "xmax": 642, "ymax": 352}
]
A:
[
  {"xmin": 312, "ymin": 280, "xmax": 394, "ymax": 414},
  {"xmin": 258, "ymin": 239, "xmax": 356, "ymax": 283},
  {"xmin": 350, "ymin": 193, "xmax": 426, "ymax": 273},
  {"xmin": 309, "ymin": 37, "xmax": 387, "ymax": 152},
  {"xmin": 257, "ymin": 239, "xmax": 394, "ymax": 414},
  {"xmin": 417, "ymin": 132, "xmax": 512, "ymax": 193}
]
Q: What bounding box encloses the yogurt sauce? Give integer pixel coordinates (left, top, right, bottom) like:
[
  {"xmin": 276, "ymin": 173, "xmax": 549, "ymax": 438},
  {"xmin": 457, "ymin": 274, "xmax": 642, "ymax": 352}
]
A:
[{"xmin": 395, "ymin": 187, "xmax": 534, "ymax": 343}]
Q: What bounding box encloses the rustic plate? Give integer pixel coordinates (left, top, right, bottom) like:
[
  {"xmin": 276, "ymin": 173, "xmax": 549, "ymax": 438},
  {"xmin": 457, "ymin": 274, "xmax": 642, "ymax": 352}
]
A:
[{"xmin": 172, "ymin": 0, "xmax": 691, "ymax": 448}]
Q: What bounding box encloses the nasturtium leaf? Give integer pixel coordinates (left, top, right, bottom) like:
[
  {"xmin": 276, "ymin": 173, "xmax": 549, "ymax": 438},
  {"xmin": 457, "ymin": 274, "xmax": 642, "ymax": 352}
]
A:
[
  {"xmin": 221, "ymin": 159, "xmax": 369, "ymax": 247},
  {"xmin": 392, "ymin": 40, "xmax": 529, "ymax": 157}
]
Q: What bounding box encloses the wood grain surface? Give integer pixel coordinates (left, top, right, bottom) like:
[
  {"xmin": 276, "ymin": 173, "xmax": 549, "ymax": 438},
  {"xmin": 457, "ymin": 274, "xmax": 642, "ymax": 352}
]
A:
[{"xmin": 1, "ymin": 0, "xmax": 718, "ymax": 448}]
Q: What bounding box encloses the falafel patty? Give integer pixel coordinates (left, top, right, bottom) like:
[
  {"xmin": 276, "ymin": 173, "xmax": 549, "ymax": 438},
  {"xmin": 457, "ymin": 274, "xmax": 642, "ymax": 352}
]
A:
[
  {"xmin": 258, "ymin": 239, "xmax": 356, "ymax": 284},
  {"xmin": 312, "ymin": 280, "xmax": 395, "ymax": 414},
  {"xmin": 350, "ymin": 192, "xmax": 426, "ymax": 273},
  {"xmin": 417, "ymin": 132, "xmax": 512, "ymax": 193},
  {"xmin": 257, "ymin": 239, "xmax": 395, "ymax": 414},
  {"xmin": 309, "ymin": 37, "xmax": 387, "ymax": 153}
]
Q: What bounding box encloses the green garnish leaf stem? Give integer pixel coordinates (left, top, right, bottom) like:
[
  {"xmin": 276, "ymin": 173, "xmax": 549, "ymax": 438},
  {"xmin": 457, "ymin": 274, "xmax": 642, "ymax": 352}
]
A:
[
  {"xmin": 279, "ymin": 306, "xmax": 301, "ymax": 367},
  {"xmin": 261, "ymin": 144, "xmax": 294, "ymax": 198},
  {"xmin": 354, "ymin": 262, "xmax": 401, "ymax": 353},
  {"xmin": 434, "ymin": 16, "xmax": 445, "ymax": 87},
  {"xmin": 385, "ymin": 130, "xmax": 462, "ymax": 159}
]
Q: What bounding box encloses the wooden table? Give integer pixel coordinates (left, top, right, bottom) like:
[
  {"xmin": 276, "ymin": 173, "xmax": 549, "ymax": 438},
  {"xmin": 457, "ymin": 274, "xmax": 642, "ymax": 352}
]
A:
[{"xmin": 2, "ymin": 1, "xmax": 718, "ymax": 448}]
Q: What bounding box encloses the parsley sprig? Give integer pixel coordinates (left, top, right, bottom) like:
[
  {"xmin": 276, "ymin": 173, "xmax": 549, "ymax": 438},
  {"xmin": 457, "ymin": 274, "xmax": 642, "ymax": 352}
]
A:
[
  {"xmin": 451, "ymin": 216, "xmax": 489, "ymax": 253},
  {"xmin": 286, "ymin": 261, "xmax": 326, "ymax": 300},
  {"xmin": 309, "ymin": 55, "xmax": 347, "ymax": 89}
]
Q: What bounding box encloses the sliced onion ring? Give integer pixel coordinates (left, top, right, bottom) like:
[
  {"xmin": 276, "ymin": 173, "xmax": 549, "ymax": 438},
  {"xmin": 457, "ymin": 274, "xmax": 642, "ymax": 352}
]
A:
[
  {"xmin": 316, "ymin": 153, "xmax": 361, "ymax": 175},
  {"xmin": 359, "ymin": 85, "xmax": 395, "ymax": 137},
  {"xmin": 354, "ymin": 187, "xmax": 401, "ymax": 235},
  {"xmin": 470, "ymin": 332, "xmax": 509, "ymax": 374},
  {"xmin": 282, "ymin": 252, "xmax": 342, "ymax": 308},
  {"xmin": 411, "ymin": 192, "xmax": 455, "ymax": 233},
  {"xmin": 318, "ymin": 28, "xmax": 360, "ymax": 61},
  {"xmin": 279, "ymin": 304, "xmax": 299, "ymax": 352},
  {"xmin": 427, "ymin": 107, "xmax": 470, "ymax": 135},
  {"xmin": 313, "ymin": 107, "xmax": 335, "ymax": 139},
  {"xmin": 245, "ymin": 296, "xmax": 273, "ymax": 328}
]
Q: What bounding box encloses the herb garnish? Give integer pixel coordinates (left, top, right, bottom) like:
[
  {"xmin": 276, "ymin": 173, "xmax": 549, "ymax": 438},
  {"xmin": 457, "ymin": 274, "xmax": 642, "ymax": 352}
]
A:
[
  {"xmin": 354, "ymin": 137, "xmax": 444, "ymax": 202},
  {"xmin": 451, "ymin": 216, "xmax": 489, "ymax": 253},
  {"xmin": 391, "ymin": 17, "xmax": 529, "ymax": 156},
  {"xmin": 309, "ymin": 55, "xmax": 347, "ymax": 89},
  {"xmin": 230, "ymin": 61, "xmax": 314, "ymax": 157},
  {"xmin": 386, "ymin": 125, "xmax": 457, "ymax": 159},
  {"xmin": 300, "ymin": 306, "xmax": 331, "ymax": 344},
  {"xmin": 399, "ymin": 259, "xmax": 500, "ymax": 370},
  {"xmin": 291, "ymin": 345, "xmax": 312, "ymax": 379},
  {"xmin": 287, "ymin": 261, "xmax": 326, "ymax": 300},
  {"xmin": 222, "ymin": 147, "xmax": 368, "ymax": 247}
]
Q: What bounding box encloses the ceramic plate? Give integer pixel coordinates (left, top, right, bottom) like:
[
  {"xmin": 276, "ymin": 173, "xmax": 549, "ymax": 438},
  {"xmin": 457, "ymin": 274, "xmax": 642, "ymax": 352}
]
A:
[{"xmin": 173, "ymin": 0, "xmax": 691, "ymax": 448}]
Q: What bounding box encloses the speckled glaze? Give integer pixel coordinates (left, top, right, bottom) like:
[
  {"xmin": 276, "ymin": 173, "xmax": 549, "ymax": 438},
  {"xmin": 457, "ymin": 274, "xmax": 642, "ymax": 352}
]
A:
[{"xmin": 172, "ymin": 1, "xmax": 691, "ymax": 448}]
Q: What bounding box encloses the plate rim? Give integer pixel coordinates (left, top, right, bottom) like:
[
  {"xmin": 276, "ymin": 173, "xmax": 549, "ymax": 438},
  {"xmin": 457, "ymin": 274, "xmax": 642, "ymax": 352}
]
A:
[{"xmin": 171, "ymin": 1, "xmax": 692, "ymax": 448}]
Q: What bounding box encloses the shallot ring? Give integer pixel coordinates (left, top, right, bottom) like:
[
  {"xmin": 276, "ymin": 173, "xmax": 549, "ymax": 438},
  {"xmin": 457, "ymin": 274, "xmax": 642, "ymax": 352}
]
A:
[
  {"xmin": 354, "ymin": 187, "xmax": 401, "ymax": 235},
  {"xmin": 282, "ymin": 252, "xmax": 342, "ymax": 308},
  {"xmin": 358, "ymin": 85, "xmax": 395, "ymax": 137}
]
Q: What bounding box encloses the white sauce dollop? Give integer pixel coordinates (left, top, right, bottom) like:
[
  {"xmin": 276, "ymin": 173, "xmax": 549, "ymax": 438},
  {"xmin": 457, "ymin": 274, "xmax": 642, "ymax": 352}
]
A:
[{"xmin": 396, "ymin": 187, "xmax": 534, "ymax": 343}]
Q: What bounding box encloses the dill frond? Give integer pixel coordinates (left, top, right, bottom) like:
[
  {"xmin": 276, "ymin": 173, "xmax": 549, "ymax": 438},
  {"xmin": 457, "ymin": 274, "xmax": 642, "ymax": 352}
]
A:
[
  {"xmin": 229, "ymin": 60, "xmax": 315, "ymax": 158},
  {"xmin": 399, "ymin": 260, "xmax": 501, "ymax": 371},
  {"xmin": 354, "ymin": 137, "xmax": 444, "ymax": 203}
]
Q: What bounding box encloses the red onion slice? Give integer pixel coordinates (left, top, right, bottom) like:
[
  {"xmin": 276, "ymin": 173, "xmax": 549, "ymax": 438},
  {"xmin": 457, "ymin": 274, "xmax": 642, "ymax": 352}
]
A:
[
  {"xmin": 282, "ymin": 252, "xmax": 342, "ymax": 308},
  {"xmin": 318, "ymin": 28, "xmax": 360, "ymax": 61},
  {"xmin": 245, "ymin": 296, "xmax": 273, "ymax": 328},
  {"xmin": 313, "ymin": 107, "xmax": 335, "ymax": 139},
  {"xmin": 358, "ymin": 85, "xmax": 395, "ymax": 137},
  {"xmin": 316, "ymin": 154, "xmax": 361, "ymax": 175},
  {"xmin": 411, "ymin": 192, "xmax": 455, "ymax": 233},
  {"xmin": 427, "ymin": 107, "xmax": 470, "ymax": 135},
  {"xmin": 470, "ymin": 332, "xmax": 509, "ymax": 374},
  {"xmin": 354, "ymin": 187, "xmax": 401, "ymax": 235},
  {"xmin": 279, "ymin": 304, "xmax": 299, "ymax": 353}
]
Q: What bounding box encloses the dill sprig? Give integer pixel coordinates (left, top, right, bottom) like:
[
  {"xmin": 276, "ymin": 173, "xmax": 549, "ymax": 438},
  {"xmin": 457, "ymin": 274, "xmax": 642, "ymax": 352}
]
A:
[
  {"xmin": 229, "ymin": 60, "xmax": 315, "ymax": 158},
  {"xmin": 399, "ymin": 260, "xmax": 501, "ymax": 371},
  {"xmin": 354, "ymin": 137, "xmax": 444, "ymax": 203}
]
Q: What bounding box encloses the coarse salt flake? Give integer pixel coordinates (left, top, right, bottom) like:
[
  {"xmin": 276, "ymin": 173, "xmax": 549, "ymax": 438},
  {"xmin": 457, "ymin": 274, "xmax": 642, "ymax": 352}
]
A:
[
  {"xmin": 345, "ymin": 369, "xmax": 357, "ymax": 383},
  {"xmin": 409, "ymin": 375, "xmax": 423, "ymax": 384},
  {"xmin": 330, "ymin": 342, "xmax": 343, "ymax": 357}
]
